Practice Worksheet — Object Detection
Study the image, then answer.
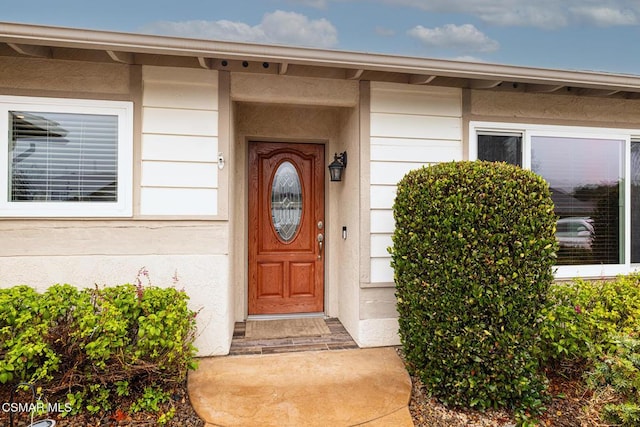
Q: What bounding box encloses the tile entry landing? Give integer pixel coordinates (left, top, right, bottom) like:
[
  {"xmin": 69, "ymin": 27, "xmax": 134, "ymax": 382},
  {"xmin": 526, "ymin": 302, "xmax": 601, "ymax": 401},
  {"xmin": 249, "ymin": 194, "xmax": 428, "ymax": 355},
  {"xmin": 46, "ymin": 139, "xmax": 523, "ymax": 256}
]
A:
[{"xmin": 229, "ymin": 317, "xmax": 358, "ymax": 355}]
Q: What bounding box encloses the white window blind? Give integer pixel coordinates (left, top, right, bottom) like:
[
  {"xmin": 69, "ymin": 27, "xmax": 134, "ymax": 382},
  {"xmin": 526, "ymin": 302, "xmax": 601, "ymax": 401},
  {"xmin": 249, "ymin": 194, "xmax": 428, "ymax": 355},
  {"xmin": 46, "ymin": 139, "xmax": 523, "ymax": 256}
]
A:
[
  {"xmin": 0, "ymin": 96, "xmax": 133, "ymax": 217},
  {"xmin": 9, "ymin": 111, "xmax": 118, "ymax": 203}
]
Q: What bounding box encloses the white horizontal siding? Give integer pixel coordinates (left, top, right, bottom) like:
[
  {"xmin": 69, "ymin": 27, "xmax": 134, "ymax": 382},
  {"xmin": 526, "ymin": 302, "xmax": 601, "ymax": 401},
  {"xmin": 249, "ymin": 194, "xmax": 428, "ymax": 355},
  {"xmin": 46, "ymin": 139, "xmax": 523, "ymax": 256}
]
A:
[
  {"xmin": 142, "ymin": 135, "xmax": 218, "ymax": 163},
  {"xmin": 370, "ymin": 83, "xmax": 461, "ymax": 116},
  {"xmin": 142, "ymin": 162, "xmax": 218, "ymax": 188},
  {"xmin": 370, "ymin": 258, "xmax": 395, "ymax": 283},
  {"xmin": 371, "ymin": 137, "xmax": 462, "ymax": 163},
  {"xmin": 368, "ymin": 82, "xmax": 462, "ymax": 284},
  {"xmin": 371, "ymin": 234, "xmax": 393, "ymax": 258},
  {"xmin": 370, "ymin": 186, "xmax": 396, "ymax": 209},
  {"xmin": 142, "ymin": 108, "xmax": 218, "ymax": 137},
  {"xmin": 370, "ymin": 113, "xmax": 460, "ymax": 140},
  {"xmin": 141, "ymin": 66, "xmax": 219, "ymax": 216},
  {"xmin": 370, "ymin": 161, "xmax": 427, "ymax": 185},
  {"xmin": 370, "ymin": 210, "xmax": 395, "ymax": 234},
  {"xmin": 140, "ymin": 188, "xmax": 218, "ymax": 216}
]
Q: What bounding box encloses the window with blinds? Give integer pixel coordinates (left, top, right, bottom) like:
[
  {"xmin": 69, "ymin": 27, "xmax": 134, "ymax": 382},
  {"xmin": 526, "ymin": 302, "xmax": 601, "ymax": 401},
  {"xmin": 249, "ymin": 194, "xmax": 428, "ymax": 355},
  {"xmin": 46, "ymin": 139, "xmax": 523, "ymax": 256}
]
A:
[
  {"xmin": 531, "ymin": 136, "xmax": 623, "ymax": 266},
  {"xmin": 476, "ymin": 126, "xmax": 628, "ymax": 274},
  {"xmin": 9, "ymin": 111, "xmax": 118, "ymax": 203},
  {"xmin": 0, "ymin": 96, "xmax": 133, "ymax": 217}
]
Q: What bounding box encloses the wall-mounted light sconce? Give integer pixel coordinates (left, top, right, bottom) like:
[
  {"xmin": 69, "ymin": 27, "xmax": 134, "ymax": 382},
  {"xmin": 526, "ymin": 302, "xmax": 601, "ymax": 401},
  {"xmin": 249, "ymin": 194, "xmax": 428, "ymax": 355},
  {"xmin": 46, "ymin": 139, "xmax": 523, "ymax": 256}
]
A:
[
  {"xmin": 328, "ymin": 151, "xmax": 347, "ymax": 182},
  {"xmin": 218, "ymin": 152, "xmax": 225, "ymax": 170}
]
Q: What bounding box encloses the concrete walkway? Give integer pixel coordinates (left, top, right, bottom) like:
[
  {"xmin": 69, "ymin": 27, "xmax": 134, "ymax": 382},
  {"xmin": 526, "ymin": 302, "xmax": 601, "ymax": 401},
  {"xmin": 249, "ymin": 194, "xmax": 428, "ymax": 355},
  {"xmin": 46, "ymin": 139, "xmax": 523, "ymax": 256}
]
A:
[{"xmin": 187, "ymin": 347, "xmax": 413, "ymax": 426}]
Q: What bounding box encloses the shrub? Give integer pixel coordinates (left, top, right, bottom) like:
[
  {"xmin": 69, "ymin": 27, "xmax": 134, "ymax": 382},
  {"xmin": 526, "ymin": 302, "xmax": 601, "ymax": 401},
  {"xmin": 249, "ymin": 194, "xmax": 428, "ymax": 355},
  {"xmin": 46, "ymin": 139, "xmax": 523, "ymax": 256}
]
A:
[
  {"xmin": 540, "ymin": 274, "xmax": 640, "ymax": 426},
  {"xmin": 391, "ymin": 161, "xmax": 558, "ymax": 412},
  {"xmin": 540, "ymin": 274, "xmax": 640, "ymax": 363},
  {"xmin": 0, "ymin": 273, "xmax": 198, "ymax": 420}
]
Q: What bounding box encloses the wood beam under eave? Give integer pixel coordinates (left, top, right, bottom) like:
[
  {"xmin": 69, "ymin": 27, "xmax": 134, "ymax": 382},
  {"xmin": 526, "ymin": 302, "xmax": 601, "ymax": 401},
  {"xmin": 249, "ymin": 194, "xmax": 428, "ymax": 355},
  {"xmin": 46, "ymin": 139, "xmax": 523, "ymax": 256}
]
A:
[
  {"xmin": 279, "ymin": 62, "xmax": 289, "ymax": 75},
  {"xmin": 197, "ymin": 57, "xmax": 213, "ymax": 69},
  {"xmin": 106, "ymin": 50, "xmax": 133, "ymax": 64},
  {"xmin": 346, "ymin": 69, "xmax": 364, "ymax": 80},
  {"xmin": 525, "ymin": 84, "xmax": 564, "ymax": 93},
  {"xmin": 409, "ymin": 75, "xmax": 436, "ymax": 85},
  {"xmin": 8, "ymin": 43, "xmax": 52, "ymax": 58},
  {"xmin": 469, "ymin": 79, "xmax": 503, "ymax": 89}
]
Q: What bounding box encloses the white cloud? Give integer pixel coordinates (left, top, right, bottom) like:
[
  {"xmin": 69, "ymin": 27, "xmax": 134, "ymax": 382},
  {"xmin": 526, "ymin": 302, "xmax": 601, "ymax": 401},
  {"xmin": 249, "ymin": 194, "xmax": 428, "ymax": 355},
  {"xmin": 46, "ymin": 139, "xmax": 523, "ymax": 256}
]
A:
[
  {"xmin": 287, "ymin": 0, "xmax": 329, "ymax": 8},
  {"xmin": 140, "ymin": 10, "xmax": 338, "ymax": 48},
  {"xmin": 571, "ymin": 7, "xmax": 637, "ymax": 26},
  {"xmin": 376, "ymin": 0, "xmax": 640, "ymax": 29},
  {"xmin": 451, "ymin": 55, "xmax": 489, "ymax": 63},
  {"xmin": 408, "ymin": 24, "xmax": 499, "ymax": 53}
]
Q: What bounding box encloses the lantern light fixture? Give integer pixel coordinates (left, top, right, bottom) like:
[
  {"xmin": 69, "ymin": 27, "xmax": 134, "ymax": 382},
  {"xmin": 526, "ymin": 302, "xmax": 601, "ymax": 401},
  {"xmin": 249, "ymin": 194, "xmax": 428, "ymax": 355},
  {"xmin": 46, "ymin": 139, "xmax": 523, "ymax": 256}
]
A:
[{"xmin": 328, "ymin": 151, "xmax": 347, "ymax": 182}]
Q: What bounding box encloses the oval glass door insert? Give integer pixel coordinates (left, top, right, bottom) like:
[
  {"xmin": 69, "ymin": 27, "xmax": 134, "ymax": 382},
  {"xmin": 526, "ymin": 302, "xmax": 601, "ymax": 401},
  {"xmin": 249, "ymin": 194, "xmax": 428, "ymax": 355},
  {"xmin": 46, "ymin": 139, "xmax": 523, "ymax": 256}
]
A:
[{"xmin": 271, "ymin": 161, "xmax": 303, "ymax": 242}]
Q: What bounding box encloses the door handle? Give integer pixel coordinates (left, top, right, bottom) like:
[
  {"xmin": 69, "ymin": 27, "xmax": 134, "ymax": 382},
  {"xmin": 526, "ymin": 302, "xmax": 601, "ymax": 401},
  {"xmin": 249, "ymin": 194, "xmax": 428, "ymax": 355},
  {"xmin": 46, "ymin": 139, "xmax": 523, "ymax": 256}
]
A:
[{"xmin": 317, "ymin": 233, "xmax": 324, "ymax": 259}]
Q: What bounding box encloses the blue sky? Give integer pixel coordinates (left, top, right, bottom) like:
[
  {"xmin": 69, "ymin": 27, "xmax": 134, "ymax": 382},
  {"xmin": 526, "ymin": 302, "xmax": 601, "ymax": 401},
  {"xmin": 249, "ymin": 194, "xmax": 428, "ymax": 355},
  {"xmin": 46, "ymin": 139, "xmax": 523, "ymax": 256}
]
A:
[{"xmin": 3, "ymin": 0, "xmax": 639, "ymax": 75}]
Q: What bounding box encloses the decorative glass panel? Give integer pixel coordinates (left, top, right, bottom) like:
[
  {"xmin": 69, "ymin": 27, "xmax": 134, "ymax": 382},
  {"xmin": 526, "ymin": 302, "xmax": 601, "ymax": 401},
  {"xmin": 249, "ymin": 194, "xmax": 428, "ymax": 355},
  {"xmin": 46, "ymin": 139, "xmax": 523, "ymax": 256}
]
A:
[{"xmin": 271, "ymin": 161, "xmax": 302, "ymax": 242}]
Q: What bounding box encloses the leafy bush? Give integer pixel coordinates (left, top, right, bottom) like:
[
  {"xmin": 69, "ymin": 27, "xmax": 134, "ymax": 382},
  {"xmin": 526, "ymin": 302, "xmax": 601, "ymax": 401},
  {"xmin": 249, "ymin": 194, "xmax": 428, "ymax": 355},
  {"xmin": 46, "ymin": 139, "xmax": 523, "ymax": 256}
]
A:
[
  {"xmin": 540, "ymin": 274, "xmax": 640, "ymax": 363},
  {"xmin": 391, "ymin": 161, "xmax": 558, "ymax": 412},
  {"xmin": 0, "ymin": 271, "xmax": 198, "ymax": 421},
  {"xmin": 541, "ymin": 274, "xmax": 640, "ymax": 426}
]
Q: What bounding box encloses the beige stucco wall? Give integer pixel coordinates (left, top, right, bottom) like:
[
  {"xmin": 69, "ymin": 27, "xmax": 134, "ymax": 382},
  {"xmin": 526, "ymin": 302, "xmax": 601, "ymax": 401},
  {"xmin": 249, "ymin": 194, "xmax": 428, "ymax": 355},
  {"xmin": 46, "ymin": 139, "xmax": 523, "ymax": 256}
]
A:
[
  {"xmin": 0, "ymin": 56, "xmax": 131, "ymax": 98},
  {"xmin": 0, "ymin": 56, "xmax": 232, "ymax": 356},
  {"xmin": 469, "ymin": 90, "xmax": 640, "ymax": 128},
  {"xmin": 231, "ymin": 101, "xmax": 359, "ymax": 322}
]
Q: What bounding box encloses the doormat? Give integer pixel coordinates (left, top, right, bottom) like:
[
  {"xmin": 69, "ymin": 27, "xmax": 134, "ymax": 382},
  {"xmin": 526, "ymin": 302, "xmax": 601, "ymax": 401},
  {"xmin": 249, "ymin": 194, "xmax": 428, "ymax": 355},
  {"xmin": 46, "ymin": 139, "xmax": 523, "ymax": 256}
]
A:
[{"xmin": 245, "ymin": 318, "xmax": 331, "ymax": 340}]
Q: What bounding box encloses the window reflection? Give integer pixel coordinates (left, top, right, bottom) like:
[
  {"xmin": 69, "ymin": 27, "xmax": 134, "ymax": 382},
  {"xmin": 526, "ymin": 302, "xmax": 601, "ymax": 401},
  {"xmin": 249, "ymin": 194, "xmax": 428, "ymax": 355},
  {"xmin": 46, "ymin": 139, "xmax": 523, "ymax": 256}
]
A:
[
  {"xmin": 531, "ymin": 136, "xmax": 623, "ymax": 265},
  {"xmin": 477, "ymin": 134, "xmax": 522, "ymax": 167}
]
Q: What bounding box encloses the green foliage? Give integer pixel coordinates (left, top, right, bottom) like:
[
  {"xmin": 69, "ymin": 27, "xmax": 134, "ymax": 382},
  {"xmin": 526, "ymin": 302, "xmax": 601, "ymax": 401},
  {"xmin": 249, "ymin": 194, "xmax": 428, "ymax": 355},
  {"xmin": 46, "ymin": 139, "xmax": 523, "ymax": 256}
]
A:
[
  {"xmin": 129, "ymin": 384, "xmax": 170, "ymax": 413},
  {"xmin": 391, "ymin": 161, "xmax": 558, "ymax": 412},
  {"xmin": 541, "ymin": 274, "xmax": 640, "ymax": 425},
  {"xmin": 0, "ymin": 272, "xmax": 198, "ymax": 419},
  {"xmin": 540, "ymin": 274, "xmax": 640, "ymax": 363}
]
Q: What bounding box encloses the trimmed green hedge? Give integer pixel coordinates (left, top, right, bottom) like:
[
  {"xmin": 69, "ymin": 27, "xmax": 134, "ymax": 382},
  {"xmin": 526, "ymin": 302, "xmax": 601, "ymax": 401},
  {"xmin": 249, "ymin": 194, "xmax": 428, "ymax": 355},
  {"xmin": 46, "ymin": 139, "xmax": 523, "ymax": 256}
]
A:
[
  {"xmin": 391, "ymin": 161, "xmax": 558, "ymax": 412},
  {"xmin": 0, "ymin": 280, "xmax": 198, "ymax": 419}
]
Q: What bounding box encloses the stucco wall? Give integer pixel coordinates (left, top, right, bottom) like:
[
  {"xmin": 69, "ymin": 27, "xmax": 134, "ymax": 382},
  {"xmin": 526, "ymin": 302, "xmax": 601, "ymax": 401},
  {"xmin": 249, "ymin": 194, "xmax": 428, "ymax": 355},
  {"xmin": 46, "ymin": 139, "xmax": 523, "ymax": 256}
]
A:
[
  {"xmin": 0, "ymin": 56, "xmax": 131, "ymax": 97},
  {"xmin": 470, "ymin": 90, "xmax": 640, "ymax": 128},
  {"xmin": 0, "ymin": 58, "xmax": 231, "ymax": 356},
  {"xmin": 231, "ymin": 101, "xmax": 359, "ymax": 322}
]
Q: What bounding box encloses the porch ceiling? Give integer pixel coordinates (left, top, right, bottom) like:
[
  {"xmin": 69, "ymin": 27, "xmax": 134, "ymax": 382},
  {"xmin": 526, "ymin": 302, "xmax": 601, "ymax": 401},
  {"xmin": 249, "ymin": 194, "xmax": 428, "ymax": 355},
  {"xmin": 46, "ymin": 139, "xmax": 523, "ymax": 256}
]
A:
[{"xmin": 2, "ymin": 22, "xmax": 640, "ymax": 99}]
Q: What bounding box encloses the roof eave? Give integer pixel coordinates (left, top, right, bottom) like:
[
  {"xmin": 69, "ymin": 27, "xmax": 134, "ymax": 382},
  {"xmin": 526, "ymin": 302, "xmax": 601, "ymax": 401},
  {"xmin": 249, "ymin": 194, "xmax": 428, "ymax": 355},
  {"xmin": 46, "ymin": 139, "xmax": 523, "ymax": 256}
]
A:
[{"xmin": 2, "ymin": 21, "xmax": 640, "ymax": 92}]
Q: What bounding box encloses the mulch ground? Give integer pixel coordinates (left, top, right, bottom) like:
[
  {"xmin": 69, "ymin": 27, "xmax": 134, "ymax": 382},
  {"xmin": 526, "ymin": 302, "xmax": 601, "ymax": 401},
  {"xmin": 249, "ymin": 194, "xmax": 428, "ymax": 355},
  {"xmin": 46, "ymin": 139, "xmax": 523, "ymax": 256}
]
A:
[
  {"xmin": 407, "ymin": 361, "xmax": 615, "ymax": 427},
  {"xmin": 0, "ymin": 380, "xmax": 204, "ymax": 427}
]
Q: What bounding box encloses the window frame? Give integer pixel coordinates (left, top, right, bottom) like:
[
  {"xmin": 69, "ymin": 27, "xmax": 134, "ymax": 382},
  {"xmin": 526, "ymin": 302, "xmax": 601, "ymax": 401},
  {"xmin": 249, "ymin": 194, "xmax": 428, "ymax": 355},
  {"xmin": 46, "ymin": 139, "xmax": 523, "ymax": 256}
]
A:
[
  {"xmin": 0, "ymin": 96, "xmax": 133, "ymax": 218},
  {"xmin": 470, "ymin": 121, "xmax": 638, "ymax": 279}
]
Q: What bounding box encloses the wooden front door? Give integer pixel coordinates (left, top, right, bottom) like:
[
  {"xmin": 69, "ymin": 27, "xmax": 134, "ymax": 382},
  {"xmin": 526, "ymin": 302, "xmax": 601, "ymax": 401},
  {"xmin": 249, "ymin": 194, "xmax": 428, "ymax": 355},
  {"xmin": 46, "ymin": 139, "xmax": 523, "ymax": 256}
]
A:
[{"xmin": 248, "ymin": 142, "xmax": 325, "ymax": 315}]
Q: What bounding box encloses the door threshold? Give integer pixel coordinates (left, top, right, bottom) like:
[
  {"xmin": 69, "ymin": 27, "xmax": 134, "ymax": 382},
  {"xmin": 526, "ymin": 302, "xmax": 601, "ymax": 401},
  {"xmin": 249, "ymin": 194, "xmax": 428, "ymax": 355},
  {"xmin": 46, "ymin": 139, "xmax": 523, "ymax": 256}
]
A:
[{"xmin": 247, "ymin": 312, "xmax": 326, "ymax": 321}]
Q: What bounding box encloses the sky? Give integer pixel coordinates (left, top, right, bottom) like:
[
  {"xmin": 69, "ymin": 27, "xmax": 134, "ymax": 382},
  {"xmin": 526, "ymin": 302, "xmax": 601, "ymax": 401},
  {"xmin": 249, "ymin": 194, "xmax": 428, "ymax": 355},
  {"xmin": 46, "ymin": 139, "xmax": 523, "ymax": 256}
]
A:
[{"xmin": 2, "ymin": 0, "xmax": 640, "ymax": 75}]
